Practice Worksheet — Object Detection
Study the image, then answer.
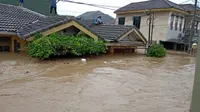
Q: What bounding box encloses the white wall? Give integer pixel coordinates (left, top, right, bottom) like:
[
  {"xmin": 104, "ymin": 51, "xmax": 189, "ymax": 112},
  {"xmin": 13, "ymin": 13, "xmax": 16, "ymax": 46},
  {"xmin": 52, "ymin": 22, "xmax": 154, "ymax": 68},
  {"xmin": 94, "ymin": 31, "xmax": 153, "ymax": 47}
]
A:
[
  {"xmin": 166, "ymin": 12, "xmax": 185, "ymax": 40},
  {"xmin": 116, "ymin": 11, "xmax": 185, "ymax": 43}
]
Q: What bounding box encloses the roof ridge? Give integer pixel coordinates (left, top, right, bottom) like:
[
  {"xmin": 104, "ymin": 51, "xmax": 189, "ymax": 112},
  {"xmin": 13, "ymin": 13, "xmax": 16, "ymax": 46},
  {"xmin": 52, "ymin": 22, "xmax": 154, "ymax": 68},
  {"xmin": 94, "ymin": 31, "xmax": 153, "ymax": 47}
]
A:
[
  {"xmin": 162, "ymin": 0, "xmax": 184, "ymax": 10},
  {"xmin": 162, "ymin": 0, "xmax": 173, "ymax": 7}
]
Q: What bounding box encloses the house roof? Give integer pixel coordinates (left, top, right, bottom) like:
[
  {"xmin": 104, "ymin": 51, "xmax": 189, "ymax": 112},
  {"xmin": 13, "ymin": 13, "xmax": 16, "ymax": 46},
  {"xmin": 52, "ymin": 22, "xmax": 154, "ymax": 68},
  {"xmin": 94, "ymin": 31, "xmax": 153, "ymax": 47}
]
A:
[
  {"xmin": 89, "ymin": 25, "xmax": 134, "ymax": 41},
  {"xmin": 17, "ymin": 16, "xmax": 99, "ymax": 39},
  {"xmin": 0, "ymin": 3, "xmax": 146, "ymax": 44},
  {"xmin": 115, "ymin": 0, "xmax": 185, "ymax": 13},
  {"xmin": 77, "ymin": 11, "xmax": 114, "ymax": 24},
  {"xmin": 17, "ymin": 16, "xmax": 73, "ymax": 39},
  {"xmin": 179, "ymin": 4, "xmax": 200, "ymax": 11},
  {"xmin": 77, "ymin": 19, "xmax": 94, "ymax": 27},
  {"xmin": 0, "ymin": 3, "xmax": 45, "ymax": 33},
  {"xmin": 17, "ymin": 16, "xmax": 146, "ymax": 43}
]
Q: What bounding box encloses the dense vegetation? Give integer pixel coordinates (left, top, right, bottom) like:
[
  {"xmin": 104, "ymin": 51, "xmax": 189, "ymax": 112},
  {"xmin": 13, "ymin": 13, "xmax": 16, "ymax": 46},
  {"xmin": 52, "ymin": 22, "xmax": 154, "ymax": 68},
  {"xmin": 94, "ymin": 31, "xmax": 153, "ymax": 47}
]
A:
[
  {"xmin": 27, "ymin": 34, "xmax": 107, "ymax": 60},
  {"xmin": 147, "ymin": 44, "xmax": 167, "ymax": 58}
]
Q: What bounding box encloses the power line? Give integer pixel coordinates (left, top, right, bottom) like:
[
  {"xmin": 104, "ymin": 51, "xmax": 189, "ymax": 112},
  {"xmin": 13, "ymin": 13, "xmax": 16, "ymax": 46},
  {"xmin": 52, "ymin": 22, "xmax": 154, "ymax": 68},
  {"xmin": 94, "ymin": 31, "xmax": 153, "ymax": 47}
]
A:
[{"xmin": 59, "ymin": 0, "xmax": 119, "ymax": 10}]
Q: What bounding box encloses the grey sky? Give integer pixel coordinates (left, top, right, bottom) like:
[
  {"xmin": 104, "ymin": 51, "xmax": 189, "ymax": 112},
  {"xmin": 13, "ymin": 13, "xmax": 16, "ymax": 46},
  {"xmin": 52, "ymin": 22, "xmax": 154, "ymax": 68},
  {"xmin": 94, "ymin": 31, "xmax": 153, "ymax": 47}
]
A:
[{"xmin": 57, "ymin": 0, "xmax": 193, "ymax": 17}]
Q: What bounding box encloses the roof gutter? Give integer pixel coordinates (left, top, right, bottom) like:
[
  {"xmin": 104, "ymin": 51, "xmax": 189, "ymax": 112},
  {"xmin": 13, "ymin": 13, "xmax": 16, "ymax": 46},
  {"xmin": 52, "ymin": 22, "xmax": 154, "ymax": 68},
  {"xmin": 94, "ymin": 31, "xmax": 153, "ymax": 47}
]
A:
[{"xmin": 0, "ymin": 31, "xmax": 16, "ymax": 35}]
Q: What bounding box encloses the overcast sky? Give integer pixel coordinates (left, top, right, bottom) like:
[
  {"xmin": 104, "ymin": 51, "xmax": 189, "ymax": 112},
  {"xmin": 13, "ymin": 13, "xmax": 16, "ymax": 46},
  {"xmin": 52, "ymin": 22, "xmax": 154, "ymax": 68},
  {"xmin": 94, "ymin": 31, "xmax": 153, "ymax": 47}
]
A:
[{"xmin": 57, "ymin": 0, "xmax": 194, "ymax": 17}]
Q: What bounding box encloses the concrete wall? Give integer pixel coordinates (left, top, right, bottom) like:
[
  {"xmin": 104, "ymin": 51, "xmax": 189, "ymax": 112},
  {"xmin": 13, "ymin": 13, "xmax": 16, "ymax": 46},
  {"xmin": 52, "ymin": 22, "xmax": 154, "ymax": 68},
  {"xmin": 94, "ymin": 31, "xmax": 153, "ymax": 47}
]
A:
[{"xmin": 116, "ymin": 11, "xmax": 185, "ymax": 43}]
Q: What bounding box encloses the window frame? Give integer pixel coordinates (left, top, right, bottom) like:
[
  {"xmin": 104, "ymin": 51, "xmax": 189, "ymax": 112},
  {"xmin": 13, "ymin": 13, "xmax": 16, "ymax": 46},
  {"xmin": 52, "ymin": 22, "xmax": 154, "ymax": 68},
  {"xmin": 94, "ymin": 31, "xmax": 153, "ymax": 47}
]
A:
[
  {"xmin": 133, "ymin": 16, "xmax": 141, "ymax": 29},
  {"xmin": 170, "ymin": 15, "xmax": 174, "ymax": 30},
  {"xmin": 179, "ymin": 17, "xmax": 183, "ymax": 31},
  {"xmin": 118, "ymin": 17, "xmax": 125, "ymax": 25},
  {"xmin": 175, "ymin": 16, "xmax": 178, "ymax": 31}
]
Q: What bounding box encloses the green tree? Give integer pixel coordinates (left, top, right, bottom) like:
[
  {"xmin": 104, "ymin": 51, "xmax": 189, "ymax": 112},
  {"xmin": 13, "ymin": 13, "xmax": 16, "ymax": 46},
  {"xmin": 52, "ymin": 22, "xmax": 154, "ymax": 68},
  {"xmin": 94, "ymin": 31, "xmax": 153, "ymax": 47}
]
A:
[
  {"xmin": 27, "ymin": 34, "xmax": 107, "ymax": 60},
  {"xmin": 147, "ymin": 44, "xmax": 167, "ymax": 58}
]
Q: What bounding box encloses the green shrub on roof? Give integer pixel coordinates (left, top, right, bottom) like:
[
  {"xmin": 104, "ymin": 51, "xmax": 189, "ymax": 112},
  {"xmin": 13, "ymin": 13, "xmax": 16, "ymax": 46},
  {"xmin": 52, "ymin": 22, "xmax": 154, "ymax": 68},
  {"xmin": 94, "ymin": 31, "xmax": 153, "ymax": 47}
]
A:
[
  {"xmin": 27, "ymin": 34, "xmax": 107, "ymax": 60},
  {"xmin": 147, "ymin": 44, "xmax": 167, "ymax": 58}
]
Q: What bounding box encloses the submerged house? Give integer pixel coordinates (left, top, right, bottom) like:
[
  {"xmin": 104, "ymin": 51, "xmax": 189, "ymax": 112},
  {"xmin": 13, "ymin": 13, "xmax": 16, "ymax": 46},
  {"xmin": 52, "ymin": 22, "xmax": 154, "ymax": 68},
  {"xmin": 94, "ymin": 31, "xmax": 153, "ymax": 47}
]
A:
[
  {"xmin": 0, "ymin": 3, "xmax": 147, "ymax": 53},
  {"xmin": 115, "ymin": 0, "xmax": 200, "ymax": 51}
]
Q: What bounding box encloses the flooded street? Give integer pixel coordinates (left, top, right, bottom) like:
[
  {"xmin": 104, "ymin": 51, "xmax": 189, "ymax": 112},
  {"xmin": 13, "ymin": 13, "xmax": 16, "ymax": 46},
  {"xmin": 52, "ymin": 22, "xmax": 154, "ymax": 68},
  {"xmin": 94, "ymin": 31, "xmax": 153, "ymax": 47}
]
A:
[{"xmin": 0, "ymin": 52, "xmax": 196, "ymax": 112}]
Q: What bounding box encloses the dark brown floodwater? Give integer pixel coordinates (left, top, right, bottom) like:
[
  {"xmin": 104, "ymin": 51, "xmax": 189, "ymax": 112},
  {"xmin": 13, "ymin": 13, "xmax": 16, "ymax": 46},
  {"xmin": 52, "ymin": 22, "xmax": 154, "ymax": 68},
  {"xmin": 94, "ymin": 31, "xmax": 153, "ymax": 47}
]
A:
[{"xmin": 0, "ymin": 52, "xmax": 196, "ymax": 112}]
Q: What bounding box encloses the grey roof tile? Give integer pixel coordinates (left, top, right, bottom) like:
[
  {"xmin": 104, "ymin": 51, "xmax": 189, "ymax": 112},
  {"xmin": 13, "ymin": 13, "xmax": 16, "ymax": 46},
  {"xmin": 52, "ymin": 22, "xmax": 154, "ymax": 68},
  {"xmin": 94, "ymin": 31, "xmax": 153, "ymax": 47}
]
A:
[
  {"xmin": 89, "ymin": 25, "xmax": 146, "ymax": 42},
  {"xmin": 17, "ymin": 16, "xmax": 72, "ymax": 39},
  {"xmin": 115, "ymin": 0, "xmax": 184, "ymax": 13},
  {"xmin": 0, "ymin": 3, "xmax": 45, "ymax": 33}
]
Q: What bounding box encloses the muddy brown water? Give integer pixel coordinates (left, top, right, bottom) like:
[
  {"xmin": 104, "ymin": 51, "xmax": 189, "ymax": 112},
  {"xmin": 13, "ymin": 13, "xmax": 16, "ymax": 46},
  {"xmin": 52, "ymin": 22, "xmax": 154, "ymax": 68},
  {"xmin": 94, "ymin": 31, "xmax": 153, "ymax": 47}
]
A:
[{"xmin": 0, "ymin": 52, "xmax": 196, "ymax": 112}]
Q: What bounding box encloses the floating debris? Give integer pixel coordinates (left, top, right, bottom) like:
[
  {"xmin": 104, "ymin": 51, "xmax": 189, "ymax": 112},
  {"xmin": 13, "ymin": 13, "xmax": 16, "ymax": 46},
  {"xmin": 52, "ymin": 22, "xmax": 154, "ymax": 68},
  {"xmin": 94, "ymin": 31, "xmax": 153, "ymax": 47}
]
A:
[{"xmin": 81, "ymin": 58, "xmax": 87, "ymax": 63}]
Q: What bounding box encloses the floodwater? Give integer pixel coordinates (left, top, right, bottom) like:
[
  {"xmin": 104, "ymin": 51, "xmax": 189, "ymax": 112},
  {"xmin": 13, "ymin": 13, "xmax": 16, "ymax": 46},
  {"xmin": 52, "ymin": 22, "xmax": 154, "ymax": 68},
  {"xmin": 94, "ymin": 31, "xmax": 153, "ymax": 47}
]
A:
[{"xmin": 0, "ymin": 52, "xmax": 196, "ymax": 112}]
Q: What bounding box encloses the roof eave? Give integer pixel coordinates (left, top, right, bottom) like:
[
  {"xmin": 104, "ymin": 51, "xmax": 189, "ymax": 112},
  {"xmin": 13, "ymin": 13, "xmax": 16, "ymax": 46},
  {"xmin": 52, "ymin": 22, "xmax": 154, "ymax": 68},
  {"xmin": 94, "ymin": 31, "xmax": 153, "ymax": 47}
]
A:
[
  {"xmin": 0, "ymin": 31, "xmax": 16, "ymax": 35},
  {"xmin": 115, "ymin": 8, "xmax": 188, "ymax": 15}
]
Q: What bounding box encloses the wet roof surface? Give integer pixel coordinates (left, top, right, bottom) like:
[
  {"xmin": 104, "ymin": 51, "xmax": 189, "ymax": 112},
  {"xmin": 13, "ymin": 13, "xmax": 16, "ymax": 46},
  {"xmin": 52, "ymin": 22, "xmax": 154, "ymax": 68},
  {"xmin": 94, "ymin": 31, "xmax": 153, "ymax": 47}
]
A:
[{"xmin": 0, "ymin": 3, "xmax": 45, "ymax": 33}]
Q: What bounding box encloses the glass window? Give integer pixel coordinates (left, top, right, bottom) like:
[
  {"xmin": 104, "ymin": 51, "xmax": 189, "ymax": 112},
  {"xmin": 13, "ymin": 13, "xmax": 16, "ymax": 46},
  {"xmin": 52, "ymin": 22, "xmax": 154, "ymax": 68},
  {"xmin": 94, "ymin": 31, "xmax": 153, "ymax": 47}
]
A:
[
  {"xmin": 133, "ymin": 16, "xmax": 141, "ymax": 29},
  {"xmin": 179, "ymin": 17, "xmax": 183, "ymax": 31},
  {"xmin": 170, "ymin": 15, "xmax": 174, "ymax": 30},
  {"xmin": 118, "ymin": 17, "xmax": 125, "ymax": 25},
  {"xmin": 175, "ymin": 16, "xmax": 178, "ymax": 31}
]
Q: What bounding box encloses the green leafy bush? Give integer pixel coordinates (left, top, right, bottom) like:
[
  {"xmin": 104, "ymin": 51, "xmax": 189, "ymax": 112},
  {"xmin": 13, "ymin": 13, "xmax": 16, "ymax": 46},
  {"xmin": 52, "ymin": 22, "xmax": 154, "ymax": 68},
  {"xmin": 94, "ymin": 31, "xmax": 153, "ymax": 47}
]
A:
[
  {"xmin": 147, "ymin": 44, "xmax": 167, "ymax": 58},
  {"xmin": 27, "ymin": 34, "xmax": 107, "ymax": 60}
]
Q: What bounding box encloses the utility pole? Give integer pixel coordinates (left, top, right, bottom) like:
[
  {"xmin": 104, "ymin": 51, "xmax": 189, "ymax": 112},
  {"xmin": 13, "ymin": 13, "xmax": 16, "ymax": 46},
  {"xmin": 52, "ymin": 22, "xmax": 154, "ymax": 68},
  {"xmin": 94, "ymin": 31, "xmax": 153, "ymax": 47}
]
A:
[
  {"xmin": 148, "ymin": 3, "xmax": 152, "ymax": 46},
  {"xmin": 190, "ymin": 28, "xmax": 200, "ymax": 112},
  {"xmin": 150, "ymin": 13, "xmax": 155, "ymax": 44},
  {"xmin": 189, "ymin": 0, "xmax": 198, "ymax": 51}
]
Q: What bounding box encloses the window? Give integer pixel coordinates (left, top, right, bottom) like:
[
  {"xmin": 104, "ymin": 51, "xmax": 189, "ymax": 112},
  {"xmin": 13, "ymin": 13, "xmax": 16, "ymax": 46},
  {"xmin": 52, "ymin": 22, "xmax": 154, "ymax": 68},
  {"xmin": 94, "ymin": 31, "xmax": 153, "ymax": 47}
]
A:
[
  {"xmin": 195, "ymin": 21, "xmax": 198, "ymax": 34},
  {"xmin": 133, "ymin": 16, "xmax": 141, "ymax": 29},
  {"xmin": 170, "ymin": 15, "xmax": 174, "ymax": 30},
  {"xmin": 175, "ymin": 16, "xmax": 178, "ymax": 31},
  {"xmin": 179, "ymin": 17, "xmax": 183, "ymax": 31},
  {"xmin": 118, "ymin": 17, "xmax": 125, "ymax": 25}
]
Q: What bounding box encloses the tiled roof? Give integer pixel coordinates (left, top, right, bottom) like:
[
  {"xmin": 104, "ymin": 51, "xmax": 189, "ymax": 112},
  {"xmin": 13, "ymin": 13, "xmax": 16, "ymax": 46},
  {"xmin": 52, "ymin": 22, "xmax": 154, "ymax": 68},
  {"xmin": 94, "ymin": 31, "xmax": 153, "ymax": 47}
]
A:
[
  {"xmin": 17, "ymin": 16, "xmax": 146, "ymax": 43},
  {"xmin": 115, "ymin": 0, "xmax": 184, "ymax": 13},
  {"xmin": 89, "ymin": 25, "xmax": 134, "ymax": 41},
  {"xmin": 0, "ymin": 3, "xmax": 45, "ymax": 33},
  {"xmin": 17, "ymin": 16, "xmax": 97, "ymax": 39},
  {"xmin": 17, "ymin": 16, "xmax": 72, "ymax": 39},
  {"xmin": 79, "ymin": 20, "xmax": 145, "ymax": 42},
  {"xmin": 77, "ymin": 19, "xmax": 94, "ymax": 27}
]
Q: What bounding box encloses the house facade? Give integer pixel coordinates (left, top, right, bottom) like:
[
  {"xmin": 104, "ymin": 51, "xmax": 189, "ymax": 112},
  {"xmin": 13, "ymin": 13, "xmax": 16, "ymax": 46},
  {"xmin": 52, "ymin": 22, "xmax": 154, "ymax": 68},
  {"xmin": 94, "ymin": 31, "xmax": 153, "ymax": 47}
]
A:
[{"xmin": 115, "ymin": 0, "xmax": 200, "ymax": 46}]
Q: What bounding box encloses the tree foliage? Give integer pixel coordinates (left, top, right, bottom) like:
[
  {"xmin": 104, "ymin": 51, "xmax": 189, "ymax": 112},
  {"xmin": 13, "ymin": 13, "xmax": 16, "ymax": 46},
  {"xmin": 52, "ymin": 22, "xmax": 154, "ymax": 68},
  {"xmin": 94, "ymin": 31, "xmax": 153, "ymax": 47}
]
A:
[
  {"xmin": 27, "ymin": 34, "xmax": 107, "ymax": 60},
  {"xmin": 147, "ymin": 44, "xmax": 167, "ymax": 58}
]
